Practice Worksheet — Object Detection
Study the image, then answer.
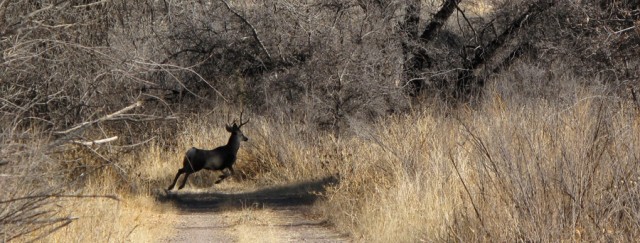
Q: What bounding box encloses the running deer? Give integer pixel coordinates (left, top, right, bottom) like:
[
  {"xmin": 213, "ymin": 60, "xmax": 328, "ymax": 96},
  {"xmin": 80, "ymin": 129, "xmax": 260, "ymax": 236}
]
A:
[{"xmin": 166, "ymin": 113, "xmax": 250, "ymax": 190}]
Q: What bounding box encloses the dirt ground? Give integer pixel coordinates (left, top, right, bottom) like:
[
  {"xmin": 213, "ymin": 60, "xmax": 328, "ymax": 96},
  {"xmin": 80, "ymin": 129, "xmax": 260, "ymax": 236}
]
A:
[{"xmin": 157, "ymin": 177, "xmax": 349, "ymax": 242}]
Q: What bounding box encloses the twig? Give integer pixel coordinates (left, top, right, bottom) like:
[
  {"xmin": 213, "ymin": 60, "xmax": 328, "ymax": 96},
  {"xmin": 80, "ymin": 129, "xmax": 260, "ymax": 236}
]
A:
[
  {"xmin": 0, "ymin": 0, "xmax": 10, "ymax": 25},
  {"xmin": 448, "ymin": 150, "xmax": 487, "ymax": 232},
  {"xmin": 0, "ymin": 194, "xmax": 120, "ymax": 204},
  {"xmin": 455, "ymin": 2, "xmax": 477, "ymax": 37},
  {"xmin": 126, "ymin": 224, "xmax": 140, "ymax": 238},
  {"xmin": 613, "ymin": 26, "xmax": 636, "ymax": 35},
  {"xmin": 130, "ymin": 60, "xmax": 229, "ymax": 103},
  {"xmin": 220, "ymin": 0, "xmax": 272, "ymax": 60},
  {"xmin": 631, "ymin": 86, "xmax": 640, "ymax": 111},
  {"xmin": 25, "ymin": 217, "xmax": 77, "ymax": 243},
  {"xmin": 73, "ymin": 0, "xmax": 107, "ymax": 8}
]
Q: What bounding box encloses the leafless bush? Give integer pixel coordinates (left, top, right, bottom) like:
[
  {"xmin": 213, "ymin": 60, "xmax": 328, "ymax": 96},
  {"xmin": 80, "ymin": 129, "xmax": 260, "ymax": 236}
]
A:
[
  {"xmin": 138, "ymin": 1, "xmax": 408, "ymax": 131},
  {"xmin": 3, "ymin": 0, "xmax": 635, "ymax": 131}
]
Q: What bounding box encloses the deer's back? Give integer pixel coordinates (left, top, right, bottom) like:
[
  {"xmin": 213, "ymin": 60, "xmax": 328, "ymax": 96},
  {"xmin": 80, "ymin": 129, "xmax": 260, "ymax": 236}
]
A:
[{"xmin": 187, "ymin": 146, "xmax": 234, "ymax": 171}]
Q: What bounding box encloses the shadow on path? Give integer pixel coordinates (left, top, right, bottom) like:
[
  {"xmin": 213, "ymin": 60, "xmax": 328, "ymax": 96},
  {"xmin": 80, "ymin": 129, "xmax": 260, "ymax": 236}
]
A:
[{"xmin": 155, "ymin": 176, "xmax": 338, "ymax": 213}]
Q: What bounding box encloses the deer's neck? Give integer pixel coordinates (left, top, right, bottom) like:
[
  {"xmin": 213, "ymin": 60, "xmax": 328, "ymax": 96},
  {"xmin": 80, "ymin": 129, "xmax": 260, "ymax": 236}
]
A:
[{"xmin": 226, "ymin": 134, "xmax": 241, "ymax": 153}]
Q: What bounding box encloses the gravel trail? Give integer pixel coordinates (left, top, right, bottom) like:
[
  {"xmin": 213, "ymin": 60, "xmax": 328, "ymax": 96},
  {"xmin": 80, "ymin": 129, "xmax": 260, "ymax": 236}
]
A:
[{"xmin": 158, "ymin": 177, "xmax": 348, "ymax": 242}]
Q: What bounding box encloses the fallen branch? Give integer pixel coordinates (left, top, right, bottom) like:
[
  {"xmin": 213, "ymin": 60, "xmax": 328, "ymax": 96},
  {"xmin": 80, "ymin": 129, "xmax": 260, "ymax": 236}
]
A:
[
  {"xmin": 54, "ymin": 101, "xmax": 143, "ymax": 135},
  {"xmin": 48, "ymin": 101, "xmax": 143, "ymax": 150},
  {"xmin": 73, "ymin": 136, "xmax": 118, "ymax": 146}
]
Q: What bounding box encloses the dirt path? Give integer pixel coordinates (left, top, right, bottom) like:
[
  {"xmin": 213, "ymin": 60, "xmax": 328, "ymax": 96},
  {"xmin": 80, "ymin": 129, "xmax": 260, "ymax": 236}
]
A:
[{"xmin": 157, "ymin": 177, "xmax": 349, "ymax": 242}]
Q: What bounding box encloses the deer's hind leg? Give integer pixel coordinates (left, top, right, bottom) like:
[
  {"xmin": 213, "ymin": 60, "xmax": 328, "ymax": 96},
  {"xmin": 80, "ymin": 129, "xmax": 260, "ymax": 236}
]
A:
[
  {"xmin": 178, "ymin": 172, "xmax": 192, "ymax": 189},
  {"xmin": 167, "ymin": 168, "xmax": 185, "ymax": 190}
]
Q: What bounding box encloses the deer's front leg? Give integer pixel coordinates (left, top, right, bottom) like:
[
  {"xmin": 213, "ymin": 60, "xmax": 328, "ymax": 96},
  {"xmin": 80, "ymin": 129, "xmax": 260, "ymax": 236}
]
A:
[
  {"xmin": 228, "ymin": 166, "xmax": 235, "ymax": 176},
  {"xmin": 214, "ymin": 167, "xmax": 233, "ymax": 184}
]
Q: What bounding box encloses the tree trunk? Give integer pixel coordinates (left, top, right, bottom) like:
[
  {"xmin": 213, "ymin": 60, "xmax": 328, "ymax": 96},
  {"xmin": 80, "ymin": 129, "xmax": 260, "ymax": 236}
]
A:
[
  {"xmin": 455, "ymin": 0, "xmax": 557, "ymax": 99},
  {"xmin": 403, "ymin": 0, "xmax": 462, "ymax": 95}
]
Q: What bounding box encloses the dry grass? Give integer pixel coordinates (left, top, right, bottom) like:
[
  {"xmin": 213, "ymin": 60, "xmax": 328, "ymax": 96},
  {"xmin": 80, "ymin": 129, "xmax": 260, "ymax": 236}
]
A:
[
  {"xmin": 50, "ymin": 152, "xmax": 176, "ymax": 242},
  {"xmin": 186, "ymin": 82, "xmax": 637, "ymax": 242},
  {"xmin": 314, "ymin": 87, "xmax": 638, "ymax": 241},
  {"xmin": 10, "ymin": 80, "xmax": 635, "ymax": 242},
  {"xmin": 16, "ymin": 79, "xmax": 636, "ymax": 242},
  {"xmin": 2, "ymin": 1, "xmax": 637, "ymax": 242},
  {"xmin": 0, "ymin": 135, "xmax": 177, "ymax": 242},
  {"xmin": 232, "ymin": 208, "xmax": 280, "ymax": 243},
  {"xmin": 46, "ymin": 195, "xmax": 175, "ymax": 242}
]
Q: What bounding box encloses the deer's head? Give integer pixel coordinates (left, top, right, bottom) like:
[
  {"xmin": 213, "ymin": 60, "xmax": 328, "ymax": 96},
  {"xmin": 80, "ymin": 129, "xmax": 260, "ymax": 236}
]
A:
[{"xmin": 225, "ymin": 111, "xmax": 249, "ymax": 142}]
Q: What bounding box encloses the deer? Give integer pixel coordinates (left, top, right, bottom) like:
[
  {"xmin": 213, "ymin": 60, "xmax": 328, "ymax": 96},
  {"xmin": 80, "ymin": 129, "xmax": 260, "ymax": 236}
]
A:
[{"xmin": 166, "ymin": 113, "xmax": 250, "ymax": 191}]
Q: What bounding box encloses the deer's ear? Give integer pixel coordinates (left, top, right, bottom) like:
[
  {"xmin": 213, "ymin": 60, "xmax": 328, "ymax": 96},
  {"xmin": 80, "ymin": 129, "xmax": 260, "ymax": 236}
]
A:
[{"xmin": 225, "ymin": 125, "xmax": 233, "ymax": 132}]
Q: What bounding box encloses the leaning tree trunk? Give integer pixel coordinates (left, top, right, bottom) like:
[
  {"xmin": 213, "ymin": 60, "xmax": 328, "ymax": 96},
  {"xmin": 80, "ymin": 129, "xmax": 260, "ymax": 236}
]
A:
[
  {"xmin": 455, "ymin": 0, "xmax": 558, "ymax": 99},
  {"xmin": 402, "ymin": 0, "xmax": 462, "ymax": 96}
]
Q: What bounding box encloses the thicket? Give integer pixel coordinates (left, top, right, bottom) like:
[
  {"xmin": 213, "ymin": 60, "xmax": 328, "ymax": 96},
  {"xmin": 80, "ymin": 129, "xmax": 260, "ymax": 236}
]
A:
[{"xmin": 1, "ymin": 0, "xmax": 638, "ymax": 241}]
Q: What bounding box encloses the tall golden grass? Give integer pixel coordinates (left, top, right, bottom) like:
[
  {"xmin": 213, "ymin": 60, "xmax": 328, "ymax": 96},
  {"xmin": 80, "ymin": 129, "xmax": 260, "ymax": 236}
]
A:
[{"xmin": 312, "ymin": 88, "xmax": 639, "ymax": 241}]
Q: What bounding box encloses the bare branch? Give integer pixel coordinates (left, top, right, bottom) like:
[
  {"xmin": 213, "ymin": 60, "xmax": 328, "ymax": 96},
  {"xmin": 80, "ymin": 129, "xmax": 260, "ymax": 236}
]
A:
[
  {"xmin": 131, "ymin": 59, "xmax": 230, "ymax": 103},
  {"xmin": 220, "ymin": 0, "xmax": 272, "ymax": 60}
]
